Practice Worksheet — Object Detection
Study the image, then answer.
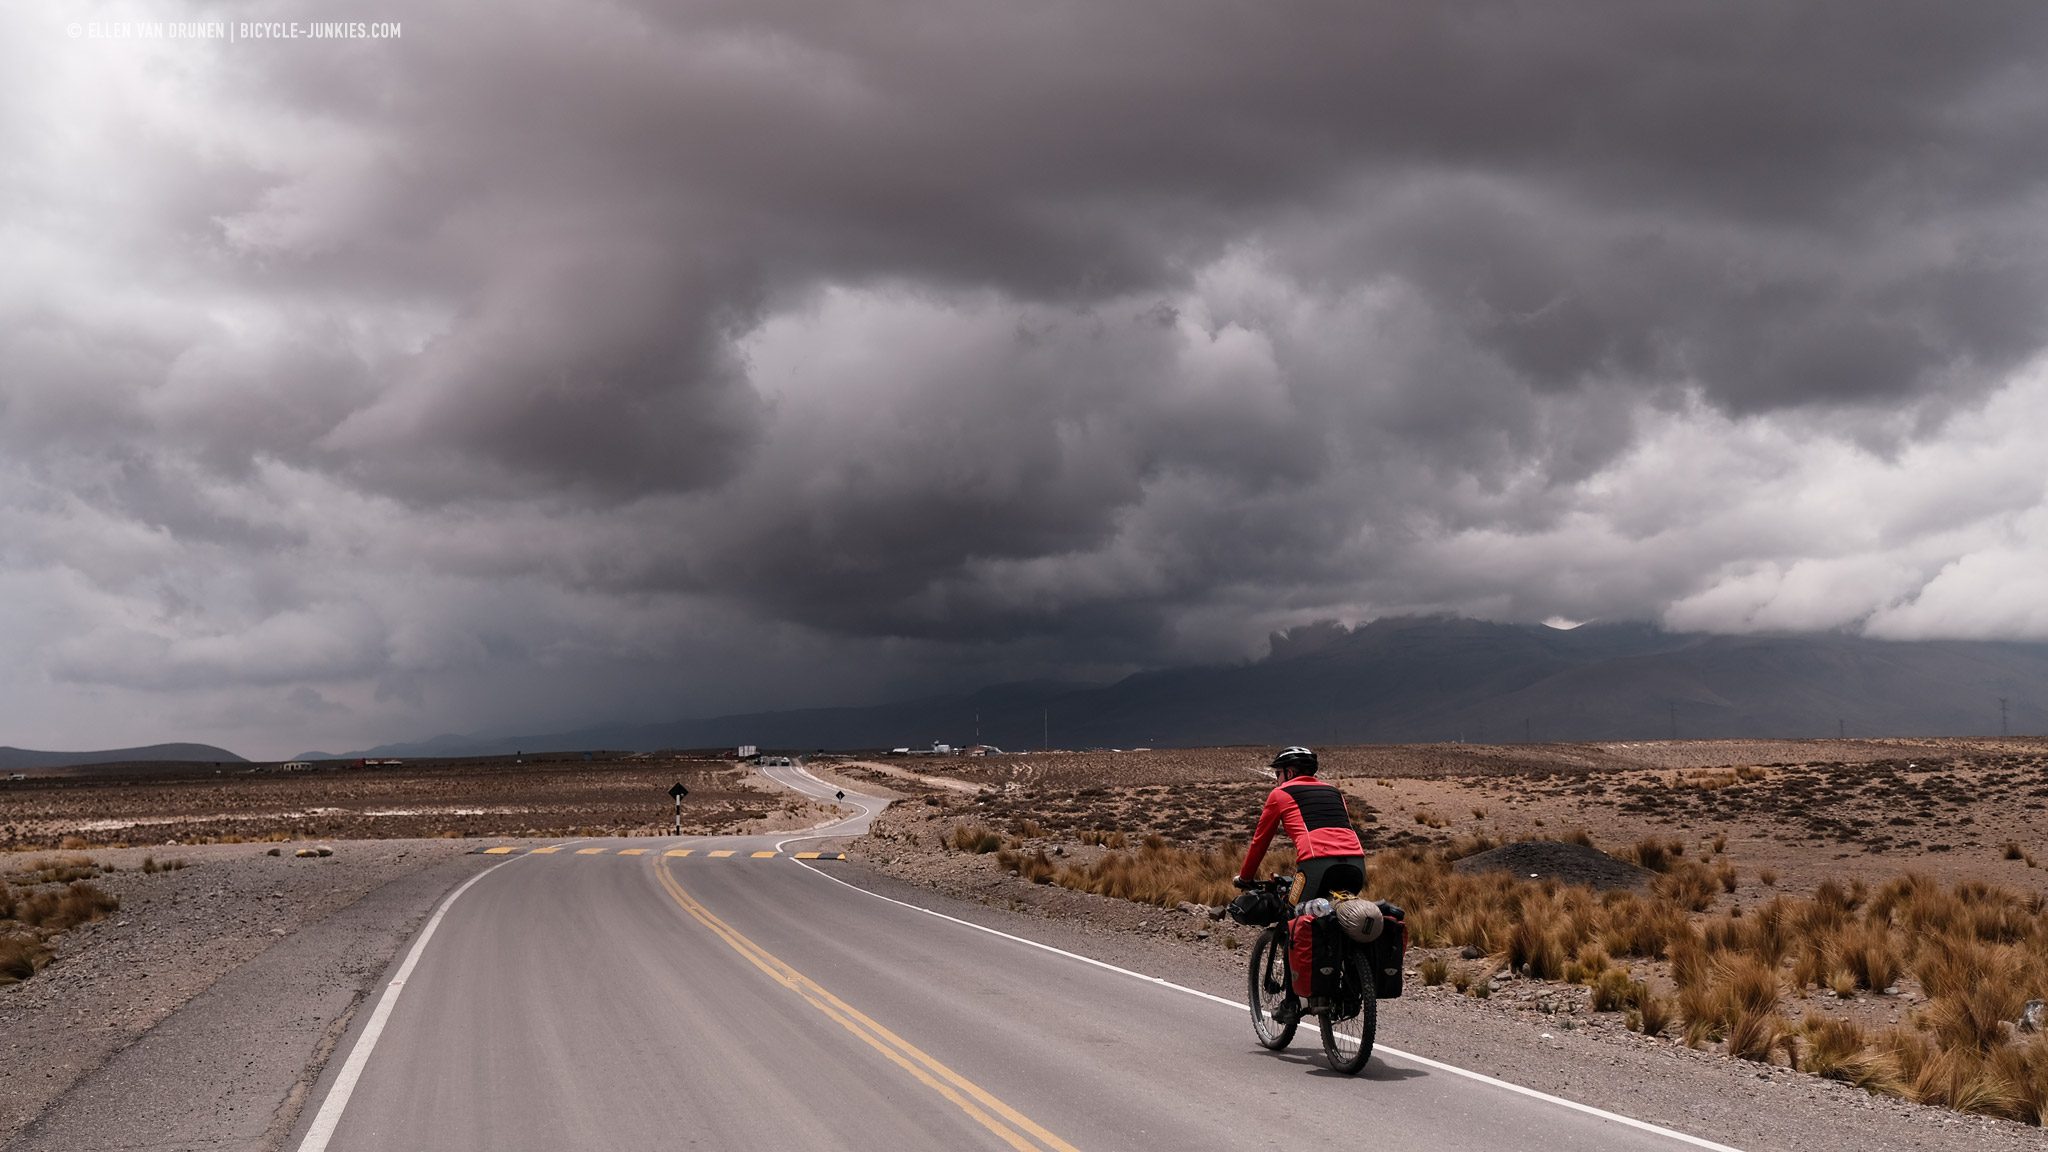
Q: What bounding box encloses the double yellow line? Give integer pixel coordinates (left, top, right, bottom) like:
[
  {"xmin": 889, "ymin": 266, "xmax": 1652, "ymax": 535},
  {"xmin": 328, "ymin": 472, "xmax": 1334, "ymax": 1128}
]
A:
[{"xmin": 654, "ymin": 861, "xmax": 1080, "ymax": 1152}]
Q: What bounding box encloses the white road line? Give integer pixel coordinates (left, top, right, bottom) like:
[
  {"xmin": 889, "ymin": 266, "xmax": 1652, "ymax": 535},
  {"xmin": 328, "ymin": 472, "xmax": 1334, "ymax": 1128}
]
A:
[
  {"xmin": 293, "ymin": 841, "xmax": 587, "ymax": 1152},
  {"xmin": 768, "ymin": 764, "xmax": 880, "ymax": 850},
  {"xmin": 789, "ymin": 857, "xmax": 1746, "ymax": 1152}
]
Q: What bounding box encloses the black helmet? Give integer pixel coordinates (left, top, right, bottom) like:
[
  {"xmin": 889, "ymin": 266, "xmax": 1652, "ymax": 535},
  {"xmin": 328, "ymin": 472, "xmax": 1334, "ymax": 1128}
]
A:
[{"xmin": 1271, "ymin": 746, "xmax": 1318, "ymax": 778}]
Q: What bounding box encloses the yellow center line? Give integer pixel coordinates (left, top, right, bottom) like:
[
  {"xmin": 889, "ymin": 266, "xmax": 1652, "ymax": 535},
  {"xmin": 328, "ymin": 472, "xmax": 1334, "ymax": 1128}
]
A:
[
  {"xmin": 654, "ymin": 861, "xmax": 1080, "ymax": 1152},
  {"xmin": 530, "ymin": 845, "xmax": 564, "ymax": 854},
  {"xmin": 574, "ymin": 847, "xmax": 607, "ymax": 855},
  {"xmin": 618, "ymin": 848, "xmax": 649, "ymax": 856},
  {"xmin": 708, "ymin": 849, "xmax": 736, "ymax": 858},
  {"xmin": 664, "ymin": 849, "xmax": 693, "ymax": 857},
  {"xmin": 750, "ymin": 850, "xmax": 778, "ymax": 858}
]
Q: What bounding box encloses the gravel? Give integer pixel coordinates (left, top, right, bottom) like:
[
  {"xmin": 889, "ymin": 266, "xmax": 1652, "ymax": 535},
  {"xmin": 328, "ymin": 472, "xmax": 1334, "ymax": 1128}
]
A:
[
  {"xmin": 0, "ymin": 839, "xmax": 487, "ymax": 1148},
  {"xmin": 1451, "ymin": 840, "xmax": 1654, "ymax": 890}
]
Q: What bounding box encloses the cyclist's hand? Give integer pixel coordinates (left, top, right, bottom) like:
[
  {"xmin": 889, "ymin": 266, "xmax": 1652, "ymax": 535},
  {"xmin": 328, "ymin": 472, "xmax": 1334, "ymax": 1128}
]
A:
[{"xmin": 1232, "ymin": 877, "xmax": 1255, "ymax": 889}]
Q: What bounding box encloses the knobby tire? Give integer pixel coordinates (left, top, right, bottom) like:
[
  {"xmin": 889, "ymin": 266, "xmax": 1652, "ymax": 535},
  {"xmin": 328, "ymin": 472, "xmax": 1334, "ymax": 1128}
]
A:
[{"xmin": 1247, "ymin": 925, "xmax": 1297, "ymax": 1050}]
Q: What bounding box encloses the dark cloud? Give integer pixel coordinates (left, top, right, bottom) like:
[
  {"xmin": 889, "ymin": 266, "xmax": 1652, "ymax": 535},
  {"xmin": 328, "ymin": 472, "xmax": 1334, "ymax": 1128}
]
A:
[{"xmin": 5, "ymin": 0, "xmax": 2048, "ymax": 754}]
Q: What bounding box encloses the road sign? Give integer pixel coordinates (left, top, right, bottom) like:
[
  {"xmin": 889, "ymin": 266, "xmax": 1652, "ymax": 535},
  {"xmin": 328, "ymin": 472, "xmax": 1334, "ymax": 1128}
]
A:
[
  {"xmin": 835, "ymin": 790, "xmax": 845, "ymax": 800},
  {"xmin": 669, "ymin": 782, "xmax": 689, "ymax": 799}
]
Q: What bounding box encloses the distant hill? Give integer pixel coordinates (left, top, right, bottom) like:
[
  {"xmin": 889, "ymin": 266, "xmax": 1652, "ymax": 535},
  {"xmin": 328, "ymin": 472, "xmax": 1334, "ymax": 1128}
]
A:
[
  {"xmin": 0, "ymin": 743, "xmax": 246, "ymax": 772},
  {"xmin": 311, "ymin": 618, "xmax": 2048, "ymax": 757}
]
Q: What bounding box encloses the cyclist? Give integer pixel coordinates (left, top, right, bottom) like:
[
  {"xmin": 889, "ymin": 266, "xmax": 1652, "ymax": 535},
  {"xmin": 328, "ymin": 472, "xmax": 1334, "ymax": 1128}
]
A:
[{"xmin": 1235, "ymin": 746, "xmax": 1366, "ymax": 1023}]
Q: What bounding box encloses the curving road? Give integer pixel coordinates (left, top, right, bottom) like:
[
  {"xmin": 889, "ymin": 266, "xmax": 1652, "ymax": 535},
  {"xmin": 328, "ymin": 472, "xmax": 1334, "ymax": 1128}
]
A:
[{"xmin": 288, "ymin": 768, "xmax": 1739, "ymax": 1152}]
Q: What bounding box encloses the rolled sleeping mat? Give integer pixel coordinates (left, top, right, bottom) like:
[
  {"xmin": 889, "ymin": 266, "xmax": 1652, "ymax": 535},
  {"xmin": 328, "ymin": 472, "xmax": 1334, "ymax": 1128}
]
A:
[{"xmin": 1334, "ymin": 897, "xmax": 1384, "ymax": 943}]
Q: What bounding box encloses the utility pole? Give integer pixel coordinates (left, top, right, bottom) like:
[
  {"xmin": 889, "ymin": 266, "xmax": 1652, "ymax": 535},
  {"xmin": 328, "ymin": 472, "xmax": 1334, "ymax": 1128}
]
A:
[
  {"xmin": 1838, "ymin": 717, "xmax": 1845, "ymax": 739},
  {"xmin": 2000, "ymin": 697, "xmax": 2010, "ymax": 737},
  {"xmin": 1523, "ymin": 717, "xmax": 1532, "ymax": 744}
]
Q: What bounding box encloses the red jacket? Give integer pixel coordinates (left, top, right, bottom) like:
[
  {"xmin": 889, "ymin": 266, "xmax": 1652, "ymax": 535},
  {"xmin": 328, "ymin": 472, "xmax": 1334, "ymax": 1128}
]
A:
[{"xmin": 1238, "ymin": 778, "xmax": 1364, "ymax": 880}]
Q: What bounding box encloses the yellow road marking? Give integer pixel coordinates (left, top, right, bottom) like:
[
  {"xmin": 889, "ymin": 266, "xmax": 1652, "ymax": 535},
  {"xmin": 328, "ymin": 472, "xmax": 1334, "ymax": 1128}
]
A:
[
  {"xmin": 750, "ymin": 850, "xmax": 778, "ymax": 858},
  {"xmin": 708, "ymin": 850, "xmax": 736, "ymax": 858},
  {"xmin": 574, "ymin": 847, "xmax": 607, "ymax": 855},
  {"xmin": 483, "ymin": 846, "xmax": 520, "ymax": 855},
  {"xmin": 793, "ymin": 851, "xmax": 822, "ymax": 859},
  {"xmin": 618, "ymin": 848, "xmax": 649, "ymax": 856},
  {"xmin": 530, "ymin": 845, "xmax": 564, "ymax": 854},
  {"xmin": 665, "ymin": 849, "xmax": 694, "ymax": 857},
  {"xmin": 655, "ymin": 862, "xmax": 1078, "ymax": 1152}
]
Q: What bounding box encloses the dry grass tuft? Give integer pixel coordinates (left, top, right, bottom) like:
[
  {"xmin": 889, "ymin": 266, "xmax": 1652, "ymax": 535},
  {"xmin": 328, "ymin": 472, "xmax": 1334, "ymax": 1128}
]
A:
[
  {"xmin": 947, "ymin": 824, "xmax": 1004, "ymax": 853},
  {"xmin": 1049, "ymin": 836, "xmax": 1241, "ymax": 907},
  {"xmin": 0, "ymin": 934, "xmax": 49, "ymax": 983},
  {"xmin": 1419, "ymin": 956, "xmax": 1450, "ymax": 986}
]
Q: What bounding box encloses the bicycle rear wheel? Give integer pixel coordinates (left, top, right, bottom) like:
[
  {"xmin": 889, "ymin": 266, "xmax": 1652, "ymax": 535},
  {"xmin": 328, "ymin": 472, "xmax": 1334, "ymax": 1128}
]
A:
[
  {"xmin": 1248, "ymin": 926, "xmax": 1297, "ymax": 1050},
  {"xmin": 1319, "ymin": 944, "xmax": 1378, "ymax": 1074}
]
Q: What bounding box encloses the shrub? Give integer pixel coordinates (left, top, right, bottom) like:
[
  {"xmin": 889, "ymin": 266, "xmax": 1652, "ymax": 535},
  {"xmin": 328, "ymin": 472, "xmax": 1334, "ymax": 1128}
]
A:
[
  {"xmin": 1509, "ymin": 919, "xmax": 1568, "ymax": 980},
  {"xmin": 1049, "ymin": 835, "xmax": 1240, "ymax": 908},
  {"xmin": 997, "ymin": 847, "xmax": 1058, "ymax": 884},
  {"xmin": 0, "ymin": 935, "xmax": 48, "ymax": 983},
  {"xmin": 1629, "ymin": 837, "xmax": 1671, "ymax": 873},
  {"xmin": 1635, "ymin": 992, "xmax": 1674, "ymax": 1037},
  {"xmin": 947, "ymin": 824, "xmax": 1004, "ymax": 854},
  {"xmin": 1653, "ymin": 863, "xmax": 1719, "ymax": 912},
  {"xmin": 1726, "ymin": 1007, "xmax": 1792, "ymax": 1064},
  {"xmin": 1419, "ymin": 956, "xmax": 1450, "ymax": 986},
  {"xmin": 1800, "ymin": 1018, "xmax": 1905, "ymax": 1095},
  {"xmin": 1591, "ymin": 968, "xmax": 1637, "ymax": 1012}
]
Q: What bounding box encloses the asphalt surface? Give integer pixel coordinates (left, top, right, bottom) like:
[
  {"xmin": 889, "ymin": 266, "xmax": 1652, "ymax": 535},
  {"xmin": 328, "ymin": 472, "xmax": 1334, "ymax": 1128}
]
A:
[{"xmin": 283, "ymin": 767, "xmax": 1735, "ymax": 1152}]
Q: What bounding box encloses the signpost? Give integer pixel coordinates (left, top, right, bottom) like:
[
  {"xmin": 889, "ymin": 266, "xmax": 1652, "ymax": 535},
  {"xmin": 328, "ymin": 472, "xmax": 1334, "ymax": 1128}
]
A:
[{"xmin": 668, "ymin": 781, "xmax": 689, "ymax": 835}]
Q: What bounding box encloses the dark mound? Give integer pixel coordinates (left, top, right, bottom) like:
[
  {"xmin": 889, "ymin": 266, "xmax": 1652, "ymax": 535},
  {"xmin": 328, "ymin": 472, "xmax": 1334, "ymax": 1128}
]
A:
[{"xmin": 1451, "ymin": 840, "xmax": 1652, "ymax": 891}]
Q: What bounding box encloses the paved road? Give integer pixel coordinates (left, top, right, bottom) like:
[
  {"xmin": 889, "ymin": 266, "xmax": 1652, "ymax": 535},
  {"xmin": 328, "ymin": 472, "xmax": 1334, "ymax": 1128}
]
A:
[{"xmin": 290, "ymin": 769, "xmax": 1736, "ymax": 1152}]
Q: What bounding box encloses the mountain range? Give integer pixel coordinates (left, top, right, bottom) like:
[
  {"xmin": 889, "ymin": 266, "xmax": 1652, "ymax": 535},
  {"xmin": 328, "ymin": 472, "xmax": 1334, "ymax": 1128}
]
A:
[
  {"xmin": 307, "ymin": 617, "xmax": 2048, "ymax": 758},
  {"xmin": 0, "ymin": 743, "xmax": 246, "ymax": 772}
]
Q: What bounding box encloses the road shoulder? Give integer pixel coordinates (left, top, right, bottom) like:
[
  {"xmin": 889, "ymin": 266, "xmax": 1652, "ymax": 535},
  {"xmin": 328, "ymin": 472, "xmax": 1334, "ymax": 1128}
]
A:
[{"xmin": 2, "ymin": 843, "xmax": 491, "ymax": 1152}]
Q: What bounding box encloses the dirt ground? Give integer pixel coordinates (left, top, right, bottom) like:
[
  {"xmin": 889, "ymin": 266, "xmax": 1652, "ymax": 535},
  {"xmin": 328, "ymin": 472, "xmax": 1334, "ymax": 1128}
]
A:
[
  {"xmin": 838, "ymin": 737, "xmax": 2048, "ymax": 1132},
  {"xmin": 0, "ymin": 754, "xmax": 834, "ymax": 849},
  {"xmin": 845, "ymin": 737, "xmax": 2048, "ymax": 895}
]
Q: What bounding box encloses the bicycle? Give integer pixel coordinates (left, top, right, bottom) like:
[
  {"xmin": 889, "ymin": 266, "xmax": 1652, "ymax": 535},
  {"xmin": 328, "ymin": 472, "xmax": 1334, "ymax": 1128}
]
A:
[{"xmin": 1233, "ymin": 875, "xmax": 1379, "ymax": 1074}]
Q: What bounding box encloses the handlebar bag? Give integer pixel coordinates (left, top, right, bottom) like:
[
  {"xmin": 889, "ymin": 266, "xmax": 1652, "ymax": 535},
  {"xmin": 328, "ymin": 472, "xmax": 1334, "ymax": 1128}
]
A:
[{"xmin": 1226, "ymin": 888, "xmax": 1284, "ymax": 926}]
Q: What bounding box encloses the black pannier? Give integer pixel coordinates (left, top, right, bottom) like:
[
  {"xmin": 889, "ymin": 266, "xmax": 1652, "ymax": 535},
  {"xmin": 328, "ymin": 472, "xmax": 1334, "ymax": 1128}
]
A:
[
  {"xmin": 1309, "ymin": 912, "xmax": 1349, "ymax": 999},
  {"xmin": 1369, "ymin": 901, "xmax": 1407, "ymax": 999}
]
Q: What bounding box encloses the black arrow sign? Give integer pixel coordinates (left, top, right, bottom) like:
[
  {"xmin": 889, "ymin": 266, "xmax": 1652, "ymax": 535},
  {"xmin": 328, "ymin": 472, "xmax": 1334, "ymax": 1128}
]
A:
[{"xmin": 669, "ymin": 782, "xmax": 689, "ymax": 799}]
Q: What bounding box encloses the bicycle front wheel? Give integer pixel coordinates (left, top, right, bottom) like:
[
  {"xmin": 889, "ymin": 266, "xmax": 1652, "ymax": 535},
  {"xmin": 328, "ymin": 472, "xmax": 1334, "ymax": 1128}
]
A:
[
  {"xmin": 1248, "ymin": 926, "xmax": 1297, "ymax": 1050},
  {"xmin": 1319, "ymin": 944, "xmax": 1378, "ymax": 1074}
]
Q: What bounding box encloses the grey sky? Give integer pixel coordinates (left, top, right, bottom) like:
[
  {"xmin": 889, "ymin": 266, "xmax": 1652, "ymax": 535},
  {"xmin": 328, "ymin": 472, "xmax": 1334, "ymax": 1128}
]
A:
[{"xmin": 6, "ymin": 0, "xmax": 2048, "ymax": 757}]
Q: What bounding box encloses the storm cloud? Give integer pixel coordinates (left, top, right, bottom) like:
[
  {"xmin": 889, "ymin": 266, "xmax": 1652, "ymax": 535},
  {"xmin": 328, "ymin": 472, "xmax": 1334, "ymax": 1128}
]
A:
[{"xmin": 7, "ymin": 0, "xmax": 2048, "ymax": 755}]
